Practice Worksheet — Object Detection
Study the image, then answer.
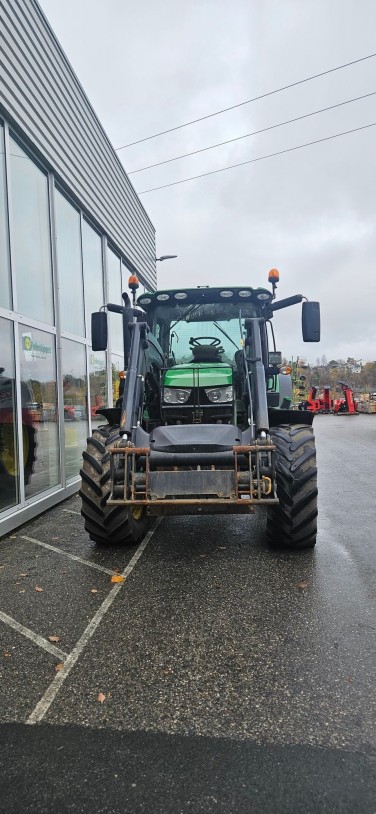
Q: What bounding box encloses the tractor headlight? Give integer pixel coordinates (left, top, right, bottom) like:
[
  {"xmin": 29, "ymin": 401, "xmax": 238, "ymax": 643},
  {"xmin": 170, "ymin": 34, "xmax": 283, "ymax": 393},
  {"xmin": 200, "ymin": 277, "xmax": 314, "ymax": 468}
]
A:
[
  {"xmin": 163, "ymin": 387, "xmax": 191, "ymax": 404},
  {"xmin": 205, "ymin": 386, "xmax": 233, "ymax": 403}
]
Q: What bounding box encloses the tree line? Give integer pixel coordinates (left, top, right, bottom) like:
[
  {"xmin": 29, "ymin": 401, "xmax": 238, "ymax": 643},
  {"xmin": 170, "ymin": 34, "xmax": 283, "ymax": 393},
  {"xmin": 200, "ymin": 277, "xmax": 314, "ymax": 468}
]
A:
[{"xmin": 291, "ymin": 358, "xmax": 376, "ymax": 398}]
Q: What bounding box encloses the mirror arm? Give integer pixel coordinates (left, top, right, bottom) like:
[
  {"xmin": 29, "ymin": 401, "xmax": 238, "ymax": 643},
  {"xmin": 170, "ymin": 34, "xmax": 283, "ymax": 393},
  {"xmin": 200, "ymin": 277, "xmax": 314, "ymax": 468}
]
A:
[{"xmin": 271, "ymin": 294, "xmax": 303, "ymax": 312}]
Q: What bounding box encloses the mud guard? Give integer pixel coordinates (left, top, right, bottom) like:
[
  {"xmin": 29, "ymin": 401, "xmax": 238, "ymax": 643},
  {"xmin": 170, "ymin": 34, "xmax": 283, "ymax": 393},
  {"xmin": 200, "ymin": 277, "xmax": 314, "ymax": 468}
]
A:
[{"xmin": 268, "ymin": 408, "xmax": 314, "ymax": 427}]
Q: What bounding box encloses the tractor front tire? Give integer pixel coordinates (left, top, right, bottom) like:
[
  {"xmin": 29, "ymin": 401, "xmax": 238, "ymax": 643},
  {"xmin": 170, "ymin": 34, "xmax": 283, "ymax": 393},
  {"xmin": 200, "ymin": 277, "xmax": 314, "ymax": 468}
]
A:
[
  {"xmin": 267, "ymin": 424, "xmax": 318, "ymax": 550},
  {"xmin": 80, "ymin": 425, "xmax": 148, "ymax": 546}
]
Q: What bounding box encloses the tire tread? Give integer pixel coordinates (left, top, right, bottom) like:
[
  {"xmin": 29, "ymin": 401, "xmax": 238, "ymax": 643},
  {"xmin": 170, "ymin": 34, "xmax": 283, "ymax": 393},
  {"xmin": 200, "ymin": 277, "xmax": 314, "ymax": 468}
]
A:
[
  {"xmin": 80, "ymin": 426, "xmax": 148, "ymax": 546},
  {"xmin": 267, "ymin": 424, "xmax": 318, "ymax": 550}
]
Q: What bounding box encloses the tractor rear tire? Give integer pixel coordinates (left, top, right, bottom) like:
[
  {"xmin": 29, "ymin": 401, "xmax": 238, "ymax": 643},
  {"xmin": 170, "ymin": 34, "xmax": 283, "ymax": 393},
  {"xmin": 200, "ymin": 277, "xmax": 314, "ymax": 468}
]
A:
[
  {"xmin": 267, "ymin": 424, "xmax": 318, "ymax": 550},
  {"xmin": 80, "ymin": 425, "xmax": 149, "ymax": 546}
]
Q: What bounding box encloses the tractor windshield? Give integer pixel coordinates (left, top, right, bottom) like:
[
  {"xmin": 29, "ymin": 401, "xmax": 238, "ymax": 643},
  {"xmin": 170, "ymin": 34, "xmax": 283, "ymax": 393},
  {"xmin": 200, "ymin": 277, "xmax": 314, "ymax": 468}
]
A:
[{"xmin": 152, "ymin": 301, "xmax": 260, "ymax": 365}]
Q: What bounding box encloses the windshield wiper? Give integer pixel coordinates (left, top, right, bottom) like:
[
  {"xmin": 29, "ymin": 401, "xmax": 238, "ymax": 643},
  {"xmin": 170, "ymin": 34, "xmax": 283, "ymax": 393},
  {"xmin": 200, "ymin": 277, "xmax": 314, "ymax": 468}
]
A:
[
  {"xmin": 170, "ymin": 303, "xmax": 201, "ymax": 331},
  {"xmin": 213, "ymin": 321, "xmax": 239, "ymax": 350}
]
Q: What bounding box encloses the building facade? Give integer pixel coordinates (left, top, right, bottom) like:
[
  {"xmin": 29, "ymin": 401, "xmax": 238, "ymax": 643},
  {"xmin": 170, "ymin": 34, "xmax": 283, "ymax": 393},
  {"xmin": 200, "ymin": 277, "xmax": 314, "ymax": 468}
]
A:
[{"xmin": 0, "ymin": 0, "xmax": 157, "ymax": 536}]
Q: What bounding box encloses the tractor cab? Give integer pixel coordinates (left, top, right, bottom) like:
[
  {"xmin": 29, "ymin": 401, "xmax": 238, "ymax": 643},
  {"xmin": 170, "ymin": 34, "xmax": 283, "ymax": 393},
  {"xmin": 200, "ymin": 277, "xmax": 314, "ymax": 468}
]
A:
[{"xmin": 137, "ymin": 286, "xmax": 274, "ymax": 429}]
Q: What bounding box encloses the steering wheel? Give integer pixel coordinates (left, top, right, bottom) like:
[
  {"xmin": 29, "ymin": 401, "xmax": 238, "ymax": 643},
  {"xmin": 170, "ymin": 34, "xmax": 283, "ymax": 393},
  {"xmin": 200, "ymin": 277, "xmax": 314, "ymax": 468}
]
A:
[{"xmin": 189, "ymin": 336, "xmax": 222, "ymax": 348}]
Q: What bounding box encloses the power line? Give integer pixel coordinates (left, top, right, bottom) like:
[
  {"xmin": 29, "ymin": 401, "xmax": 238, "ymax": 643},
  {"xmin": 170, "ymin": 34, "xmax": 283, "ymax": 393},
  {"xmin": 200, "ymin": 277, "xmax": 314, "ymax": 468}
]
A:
[
  {"xmin": 128, "ymin": 91, "xmax": 376, "ymax": 174},
  {"xmin": 116, "ymin": 52, "xmax": 376, "ymax": 150},
  {"xmin": 137, "ymin": 121, "xmax": 376, "ymax": 194}
]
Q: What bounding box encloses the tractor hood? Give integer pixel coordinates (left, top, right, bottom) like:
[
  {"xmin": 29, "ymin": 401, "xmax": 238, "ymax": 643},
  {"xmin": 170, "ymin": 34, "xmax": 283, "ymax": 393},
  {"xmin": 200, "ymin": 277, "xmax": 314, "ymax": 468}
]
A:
[{"xmin": 164, "ymin": 363, "xmax": 232, "ymax": 389}]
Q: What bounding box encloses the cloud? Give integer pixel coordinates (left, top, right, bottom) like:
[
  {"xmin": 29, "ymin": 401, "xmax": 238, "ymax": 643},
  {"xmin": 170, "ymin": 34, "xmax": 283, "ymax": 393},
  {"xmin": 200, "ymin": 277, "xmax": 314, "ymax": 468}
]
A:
[{"xmin": 40, "ymin": 0, "xmax": 376, "ymax": 362}]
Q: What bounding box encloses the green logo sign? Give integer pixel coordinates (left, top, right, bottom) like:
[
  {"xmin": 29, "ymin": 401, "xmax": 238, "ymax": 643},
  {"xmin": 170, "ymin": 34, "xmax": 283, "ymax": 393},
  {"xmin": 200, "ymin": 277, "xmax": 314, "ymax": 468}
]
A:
[{"xmin": 22, "ymin": 333, "xmax": 52, "ymax": 359}]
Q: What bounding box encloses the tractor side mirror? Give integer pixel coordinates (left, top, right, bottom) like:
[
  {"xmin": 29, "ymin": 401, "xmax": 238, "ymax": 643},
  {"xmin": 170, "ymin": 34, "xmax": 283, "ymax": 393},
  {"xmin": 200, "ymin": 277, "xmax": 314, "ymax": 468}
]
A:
[
  {"xmin": 91, "ymin": 311, "xmax": 108, "ymax": 351},
  {"xmin": 302, "ymin": 301, "xmax": 320, "ymax": 342}
]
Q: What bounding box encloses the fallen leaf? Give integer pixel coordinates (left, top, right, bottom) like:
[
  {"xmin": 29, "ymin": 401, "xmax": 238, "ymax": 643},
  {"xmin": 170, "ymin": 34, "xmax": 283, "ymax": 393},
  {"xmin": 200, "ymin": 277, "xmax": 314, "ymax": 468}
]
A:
[
  {"xmin": 15, "ymin": 582, "xmax": 21, "ymax": 586},
  {"xmin": 19, "ymin": 589, "xmax": 26, "ymax": 594},
  {"xmin": 55, "ymin": 663, "xmax": 64, "ymax": 672},
  {"xmin": 3, "ymin": 652, "xmax": 11, "ymax": 658},
  {"xmin": 111, "ymin": 575, "xmax": 125, "ymax": 583},
  {"xmin": 217, "ymin": 546, "xmax": 227, "ymax": 550},
  {"xmin": 20, "ymin": 573, "xmax": 28, "ymax": 577},
  {"xmin": 35, "ymin": 586, "xmax": 44, "ymax": 593},
  {"xmin": 97, "ymin": 692, "xmax": 106, "ymax": 703},
  {"xmin": 0, "ymin": 565, "xmax": 5, "ymax": 570},
  {"xmin": 48, "ymin": 635, "xmax": 61, "ymax": 643},
  {"xmin": 161, "ymin": 667, "xmax": 173, "ymax": 675},
  {"xmin": 90, "ymin": 588, "xmax": 98, "ymax": 593},
  {"xmin": 297, "ymin": 581, "xmax": 308, "ymax": 590}
]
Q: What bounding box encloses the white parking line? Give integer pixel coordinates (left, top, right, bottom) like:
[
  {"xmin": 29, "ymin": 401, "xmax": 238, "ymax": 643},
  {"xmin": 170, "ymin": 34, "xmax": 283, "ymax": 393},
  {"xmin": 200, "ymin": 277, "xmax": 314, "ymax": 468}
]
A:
[
  {"xmin": 26, "ymin": 521, "xmax": 161, "ymax": 725},
  {"xmin": 21, "ymin": 535, "xmax": 117, "ymax": 576},
  {"xmin": 0, "ymin": 611, "xmax": 68, "ymax": 660}
]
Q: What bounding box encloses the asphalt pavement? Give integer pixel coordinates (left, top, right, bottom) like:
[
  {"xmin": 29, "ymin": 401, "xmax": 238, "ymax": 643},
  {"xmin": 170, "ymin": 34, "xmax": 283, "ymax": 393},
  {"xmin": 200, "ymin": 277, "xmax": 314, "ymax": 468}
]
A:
[{"xmin": 0, "ymin": 414, "xmax": 375, "ymax": 812}]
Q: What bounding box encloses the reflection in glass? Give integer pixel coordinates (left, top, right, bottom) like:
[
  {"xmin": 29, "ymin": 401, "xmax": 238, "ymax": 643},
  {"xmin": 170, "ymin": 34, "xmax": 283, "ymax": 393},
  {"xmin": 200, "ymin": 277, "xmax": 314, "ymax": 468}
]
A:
[
  {"xmin": 89, "ymin": 351, "xmax": 107, "ymax": 430},
  {"xmin": 18, "ymin": 325, "xmax": 60, "ymax": 498},
  {"xmin": 82, "ymin": 220, "xmax": 104, "ymax": 339},
  {"xmin": 10, "ymin": 138, "xmax": 53, "ymax": 324},
  {"xmin": 107, "ymin": 248, "xmax": 123, "ymax": 353},
  {"xmin": 0, "ymin": 125, "xmax": 11, "ymax": 309},
  {"xmin": 111, "ymin": 355, "xmax": 123, "ymax": 405},
  {"xmin": 55, "ymin": 189, "xmax": 84, "ymax": 336},
  {"xmin": 121, "ymin": 261, "xmax": 131, "ymax": 294},
  {"xmin": 0, "ymin": 319, "xmax": 19, "ymax": 511},
  {"xmin": 62, "ymin": 339, "xmax": 88, "ymax": 480}
]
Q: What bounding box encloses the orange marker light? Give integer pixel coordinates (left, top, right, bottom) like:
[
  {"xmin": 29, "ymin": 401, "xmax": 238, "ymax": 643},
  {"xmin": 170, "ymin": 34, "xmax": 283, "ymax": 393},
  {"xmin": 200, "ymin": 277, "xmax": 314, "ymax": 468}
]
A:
[
  {"xmin": 268, "ymin": 268, "xmax": 280, "ymax": 283},
  {"xmin": 128, "ymin": 274, "xmax": 139, "ymax": 289}
]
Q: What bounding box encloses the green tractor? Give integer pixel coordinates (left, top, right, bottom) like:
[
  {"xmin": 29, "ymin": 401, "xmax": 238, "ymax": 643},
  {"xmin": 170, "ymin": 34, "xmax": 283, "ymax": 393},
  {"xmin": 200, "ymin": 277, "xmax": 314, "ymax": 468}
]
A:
[{"xmin": 80, "ymin": 270, "xmax": 320, "ymax": 550}]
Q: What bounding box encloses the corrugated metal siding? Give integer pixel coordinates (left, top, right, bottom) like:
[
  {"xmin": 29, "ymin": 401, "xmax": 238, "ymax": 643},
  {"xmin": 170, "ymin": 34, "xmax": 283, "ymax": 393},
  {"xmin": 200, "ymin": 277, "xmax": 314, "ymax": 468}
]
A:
[{"xmin": 0, "ymin": 0, "xmax": 156, "ymax": 289}]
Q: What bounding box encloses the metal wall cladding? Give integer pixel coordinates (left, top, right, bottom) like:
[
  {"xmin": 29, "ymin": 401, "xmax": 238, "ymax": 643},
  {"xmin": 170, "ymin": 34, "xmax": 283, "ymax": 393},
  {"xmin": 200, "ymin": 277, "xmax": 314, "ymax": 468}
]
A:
[{"xmin": 0, "ymin": 0, "xmax": 156, "ymax": 290}]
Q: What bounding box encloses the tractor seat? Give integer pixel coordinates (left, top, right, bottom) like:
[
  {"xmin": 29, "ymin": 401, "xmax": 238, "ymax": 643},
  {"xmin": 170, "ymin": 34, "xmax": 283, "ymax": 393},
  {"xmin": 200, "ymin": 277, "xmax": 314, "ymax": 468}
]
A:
[{"xmin": 191, "ymin": 345, "xmax": 223, "ymax": 363}]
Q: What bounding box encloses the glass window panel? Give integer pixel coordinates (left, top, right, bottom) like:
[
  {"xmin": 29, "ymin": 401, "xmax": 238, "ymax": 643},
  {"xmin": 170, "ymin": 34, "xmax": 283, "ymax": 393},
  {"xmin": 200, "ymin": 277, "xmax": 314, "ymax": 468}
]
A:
[
  {"xmin": 107, "ymin": 248, "xmax": 123, "ymax": 354},
  {"xmin": 10, "ymin": 137, "xmax": 53, "ymax": 324},
  {"xmin": 0, "ymin": 125, "xmax": 11, "ymax": 309},
  {"xmin": 55, "ymin": 189, "xmax": 84, "ymax": 336},
  {"xmin": 111, "ymin": 355, "xmax": 123, "ymax": 404},
  {"xmin": 89, "ymin": 350, "xmax": 107, "ymax": 430},
  {"xmin": 82, "ymin": 220, "xmax": 104, "ymax": 340},
  {"xmin": 62, "ymin": 339, "xmax": 88, "ymax": 480},
  {"xmin": 0, "ymin": 319, "xmax": 19, "ymax": 511},
  {"xmin": 18, "ymin": 325, "xmax": 60, "ymax": 497},
  {"xmin": 121, "ymin": 261, "xmax": 130, "ymax": 294}
]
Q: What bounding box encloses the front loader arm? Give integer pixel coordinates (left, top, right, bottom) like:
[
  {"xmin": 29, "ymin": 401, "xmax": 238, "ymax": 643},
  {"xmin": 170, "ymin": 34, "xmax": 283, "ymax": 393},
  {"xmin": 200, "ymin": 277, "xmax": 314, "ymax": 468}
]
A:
[
  {"xmin": 119, "ymin": 320, "xmax": 149, "ymax": 439},
  {"xmin": 244, "ymin": 318, "xmax": 270, "ymax": 436}
]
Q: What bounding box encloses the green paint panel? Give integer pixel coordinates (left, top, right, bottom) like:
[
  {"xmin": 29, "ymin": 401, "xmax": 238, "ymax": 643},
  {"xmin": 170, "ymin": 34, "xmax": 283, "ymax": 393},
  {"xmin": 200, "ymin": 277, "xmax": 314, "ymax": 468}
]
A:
[{"xmin": 164, "ymin": 363, "xmax": 233, "ymax": 388}]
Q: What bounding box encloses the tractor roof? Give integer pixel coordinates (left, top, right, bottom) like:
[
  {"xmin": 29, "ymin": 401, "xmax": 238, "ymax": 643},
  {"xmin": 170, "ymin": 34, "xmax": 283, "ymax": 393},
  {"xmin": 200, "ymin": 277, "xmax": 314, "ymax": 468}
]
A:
[{"xmin": 137, "ymin": 286, "xmax": 273, "ymax": 311}]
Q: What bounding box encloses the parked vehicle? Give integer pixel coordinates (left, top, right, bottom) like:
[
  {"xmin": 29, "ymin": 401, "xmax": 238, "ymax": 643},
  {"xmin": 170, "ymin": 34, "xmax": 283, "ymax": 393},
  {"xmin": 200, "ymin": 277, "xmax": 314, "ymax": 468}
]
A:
[{"xmin": 80, "ymin": 270, "xmax": 320, "ymax": 550}]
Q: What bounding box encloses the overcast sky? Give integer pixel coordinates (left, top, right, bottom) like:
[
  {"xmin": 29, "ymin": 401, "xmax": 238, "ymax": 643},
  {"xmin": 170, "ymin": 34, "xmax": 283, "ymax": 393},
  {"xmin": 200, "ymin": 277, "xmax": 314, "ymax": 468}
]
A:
[{"xmin": 39, "ymin": 0, "xmax": 376, "ymax": 364}]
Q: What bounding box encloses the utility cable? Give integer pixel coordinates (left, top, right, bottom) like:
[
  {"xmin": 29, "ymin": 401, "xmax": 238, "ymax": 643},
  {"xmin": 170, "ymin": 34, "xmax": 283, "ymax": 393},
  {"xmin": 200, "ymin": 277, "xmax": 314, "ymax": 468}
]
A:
[
  {"xmin": 137, "ymin": 121, "xmax": 376, "ymax": 194},
  {"xmin": 116, "ymin": 52, "xmax": 376, "ymax": 150},
  {"xmin": 128, "ymin": 91, "xmax": 376, "ymax": 174}
]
